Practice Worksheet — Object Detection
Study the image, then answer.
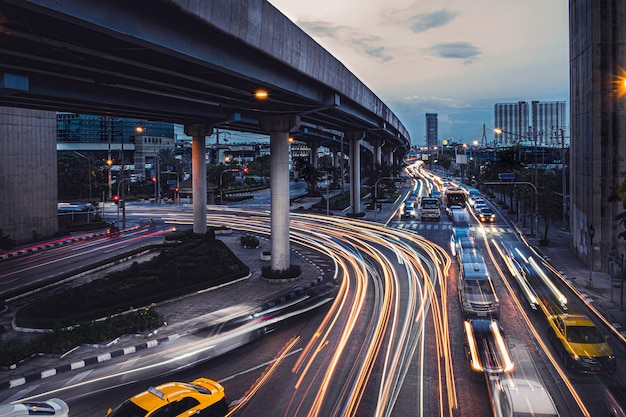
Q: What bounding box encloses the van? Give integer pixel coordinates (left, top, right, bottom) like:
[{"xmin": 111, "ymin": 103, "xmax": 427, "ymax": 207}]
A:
[{"xmin": 458, "ymin": 250, "xmax": 499, "ymax": 318}]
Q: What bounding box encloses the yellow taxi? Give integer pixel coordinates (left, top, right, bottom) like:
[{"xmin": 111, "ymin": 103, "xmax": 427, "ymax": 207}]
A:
[
  {"xmin": 548, "ymin": 314, "xmax": 616, "ymax": 374},
  {"xmin": 106, "ymin": 378, "xmax": 228, "ymax": 417}
]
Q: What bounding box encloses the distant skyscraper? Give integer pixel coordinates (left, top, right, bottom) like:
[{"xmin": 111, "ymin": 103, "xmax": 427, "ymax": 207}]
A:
[
  {"xmin": 494, "ymin": 101, "xmax": 566, "ymax": 146},
  {"xmin": 425, "ymin": 113, "xmax": 438, "ymax": 149},
  {"xmin": 570, "ymin": 1, "xmax": 626, "ymax": 272},
  {"xmin": 531, "ymin": 101, "xmax": 567, "ymax": 146},
  {"xmin": 494, "ymin": 102, "xmax": 529, "ymax": 144}
]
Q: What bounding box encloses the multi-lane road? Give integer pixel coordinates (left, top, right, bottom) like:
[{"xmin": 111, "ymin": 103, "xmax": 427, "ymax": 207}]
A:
[{"xmin": 0, "ymin": 179, "xmax": 624, "ymax": 416}]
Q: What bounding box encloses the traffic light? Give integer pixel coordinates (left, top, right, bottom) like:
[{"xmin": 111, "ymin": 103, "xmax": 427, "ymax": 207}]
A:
[
  {"xmin": 113, "ymin": 195, "xmax": 120, "ymax": 205},
  {"xmin": 151, "ymin": 177, "xmax": 157, "ymax": 183},
  {"xmin": 243, "ymin": 167, "xmax": 249, "ymax": 174}
]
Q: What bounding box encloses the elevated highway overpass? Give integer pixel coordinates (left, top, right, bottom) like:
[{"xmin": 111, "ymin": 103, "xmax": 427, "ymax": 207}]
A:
[{"xmin": 0, "ymin": 0, "xmax": 411, "ymax": 270}]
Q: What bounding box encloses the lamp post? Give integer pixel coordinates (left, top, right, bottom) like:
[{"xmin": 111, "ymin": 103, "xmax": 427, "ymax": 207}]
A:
[
  {"xmin": 588, "ymin": 224, "xmax": 594, "ymax": 287},
  {"xmin": 116, "ymin": 178, "xmax": 131, "ymax": 230},
  {"xmin": 73, "ymin": 151, "xmax": 92, "ymax": 202},
  {"xmin": 219, "ymin": 168, "xmax": 232, "ymax": 204},
  {"xmin": 495, "ymin": 127, "xmax": 539, "ymax": 238}
]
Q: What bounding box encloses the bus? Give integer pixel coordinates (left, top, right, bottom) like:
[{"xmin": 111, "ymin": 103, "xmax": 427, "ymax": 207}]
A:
[{"xmin": 445, "ymin": 187, "xmax": 466, "ymax": 208}]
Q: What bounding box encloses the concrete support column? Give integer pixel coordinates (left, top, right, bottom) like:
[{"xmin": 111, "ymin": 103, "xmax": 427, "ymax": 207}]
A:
[
  {"xmin": 310, "ymin": 141, "xmax": 319, "ymax": 195},
  {"xmin": 374, "ymin": 141, "xmax": 384, "ymax": 167},
  {"xmin": 185, "ymin": 124, "xmax": 213, "ymax": 235},
  {"xmin": 262, "ymin": 115, "xmax": 301, "ymax": 271},
  {"xmin": 346, "ymin": 131, "xmax": 365, "ymax": 215}
]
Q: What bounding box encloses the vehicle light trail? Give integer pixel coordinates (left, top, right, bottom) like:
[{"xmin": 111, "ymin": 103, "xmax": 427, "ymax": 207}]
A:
[{"xmin": 164, "ymin": 208, "xmax": 457, "ymax": 416}]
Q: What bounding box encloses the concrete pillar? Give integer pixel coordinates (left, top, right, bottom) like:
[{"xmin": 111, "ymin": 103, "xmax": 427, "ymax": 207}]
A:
[
  {"xmin": 184, "ymin": 124, "xmax": 213, "ymax": 235},
  {"xmin": 261, "ymin": 115, "xmax": 301, "ymax": 271},
  {"xmin": 346, "ymin": 131, "xmax": 365, "ymax": 215},
  {"xmin": 310, "ymin": 141, "xmax": 319, "ymax": 195},
  {"xmin": 374, "ymin": 141, "xmax": 384, "ymax": 167}
]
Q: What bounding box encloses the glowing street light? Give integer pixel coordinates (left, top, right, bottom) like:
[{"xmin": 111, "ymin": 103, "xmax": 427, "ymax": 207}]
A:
[{"xmin": 254, "ymin": 89, "xmax": 269, "ymax": 100}]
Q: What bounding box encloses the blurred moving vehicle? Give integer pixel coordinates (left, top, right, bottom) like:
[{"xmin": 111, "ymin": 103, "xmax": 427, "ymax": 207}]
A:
[
  {"xmin": 401, "ymin": 200, "xmax": 416, "ymax": 218},
  {"xmin": 547, "ymin": 314, "xmax": 616, "ymax": 374},
  {"xmin": 0, "ymin": 398, "xmax": 69, "ymax": 417},
  {"xmin": 493, "ymin": 378, "xmax": 561, "ymax": 417},
  {"xmin": 463, "ymin": 318, "xmax": 514, "ymax": 375},
  {"xmin": 106, "ymin": 378, "xmax": 228, "ymax": 417}
]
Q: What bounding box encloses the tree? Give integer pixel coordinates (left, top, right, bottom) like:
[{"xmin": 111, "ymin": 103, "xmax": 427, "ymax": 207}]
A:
[
  {"xmin": 247, "ymin": 154, "xmax": 270, "ymax": 181},
  {"xmin": 537, "ymin": 171, "xmax": 562, "ymax": 244}
]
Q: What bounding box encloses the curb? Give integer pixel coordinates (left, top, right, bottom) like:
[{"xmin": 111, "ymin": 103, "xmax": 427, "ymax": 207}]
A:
[{"xmin": 0, "ymin": 275, "xmax": 326, "ymax": 390}]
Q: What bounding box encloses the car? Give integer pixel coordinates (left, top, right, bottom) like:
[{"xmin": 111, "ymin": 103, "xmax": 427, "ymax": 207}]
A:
[
  {"xmin": 493, "ymin": 378, "xmax": 561, "ymax": 417},
  {"xmin": 0, "ymin": 398, "xmax": 69, "ymax": 417},
  {"xmin": 401, "ymin": 200, "xmax": 416, "ymax": 218},
  {"xmin": 473, "ymin": 203, "xmax": 487, "ymax": 214},
  {"xmin": 463, "ymin": 319, "xmax": 513, "ymax": 375},
  {"xmin": 477, "ymin": 207, "xmax": 495, "ymax": 222},
  {"xmin": 446, "ymin": 204, "xmax": 464, "ymax": 220},
  {"xmin": 106, "ymin": 378, "xmax": 228, "ymax": 417},
  {"xmin": 547, "ymin": 314, "xmax": 616, "ymax": 374},
  {"xmin": 469, "ymin": 196, "xmax": 485, "ymax": 207}
]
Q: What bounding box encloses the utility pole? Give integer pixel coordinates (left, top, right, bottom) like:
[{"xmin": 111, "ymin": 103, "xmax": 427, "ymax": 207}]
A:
[{"xmin": 560, "ymin": 128, "xmax": 567, "ymax": 230}]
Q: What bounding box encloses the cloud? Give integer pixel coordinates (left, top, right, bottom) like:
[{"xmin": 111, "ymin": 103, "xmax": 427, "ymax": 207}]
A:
[
  {"xmin": 423, "ymin": 42, "xmax": 481, "ymax": 63},
  {"xmin": 299, "ymin": 20, "xmax": 393, "ymax": 62},
  {"xmin": 410, "ymin": 9, "xmax": 459, "ymax": 33}
]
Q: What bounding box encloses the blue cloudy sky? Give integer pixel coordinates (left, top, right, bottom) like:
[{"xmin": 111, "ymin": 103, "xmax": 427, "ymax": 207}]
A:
[{"xmin": 268, "ymin": 0, "xmax": 570, "ymax": 146}]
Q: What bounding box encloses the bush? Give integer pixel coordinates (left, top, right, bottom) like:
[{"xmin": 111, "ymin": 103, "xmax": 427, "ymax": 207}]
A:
[
  {"xmin": 0, "ymin": 308, "xmax": 164, "ymax": 368},
  {"xmin": 240, "ymin": 234, "xmax": 259, "ymax": 248},
  {"xmin": 15, "ymin": 232, "xmax": 249, "ymax": 329}
]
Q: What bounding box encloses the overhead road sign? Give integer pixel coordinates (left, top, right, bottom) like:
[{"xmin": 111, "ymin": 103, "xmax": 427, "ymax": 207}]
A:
[{"xmin": 498, "ymin": 173, "xmax": 515, "ymax": 180}]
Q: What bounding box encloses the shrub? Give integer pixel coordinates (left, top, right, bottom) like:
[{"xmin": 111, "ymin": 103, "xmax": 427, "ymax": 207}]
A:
[
  {"xmin": 0, "ymin": 308, "xmax": 164, "ymax": 368},
  {"xmin": 240, "ymin": 234, "xmax": 259, "ymax": 248}
]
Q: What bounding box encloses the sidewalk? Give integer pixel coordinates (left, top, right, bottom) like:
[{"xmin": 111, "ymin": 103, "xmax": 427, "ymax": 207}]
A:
[{"xmin": 505, "ymin": 214, "xmax": 626, "ymax": 342}]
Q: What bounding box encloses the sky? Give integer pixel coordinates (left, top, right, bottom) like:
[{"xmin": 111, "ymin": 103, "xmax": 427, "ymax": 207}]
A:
[{"xmin": 267, "ymin": 0, "xmax": 570, "ymax": 147}]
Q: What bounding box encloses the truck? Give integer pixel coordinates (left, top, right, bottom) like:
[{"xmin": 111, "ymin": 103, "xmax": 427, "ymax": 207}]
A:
[{"xmin": 419, "ymin": 197, "xmax": 441, "ymax": 221}]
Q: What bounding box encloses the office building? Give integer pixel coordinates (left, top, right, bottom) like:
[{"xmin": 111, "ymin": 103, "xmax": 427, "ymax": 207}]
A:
[
  {"xmin": 570, "ymin": 1, "xmax": 626, "ymax": 272},
  {"xmin": 425, "ymin": 113, "xmax": 438, "ymax": 149}
]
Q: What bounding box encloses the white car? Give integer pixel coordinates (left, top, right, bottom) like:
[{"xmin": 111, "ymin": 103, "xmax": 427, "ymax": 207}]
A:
[
  {"xmin": 493, "ymin": 378, "xmax": 560, "ymax": 417},
  {"xmin": 0, "ymin": 399, "xmax": 69, "ymax": 417}
]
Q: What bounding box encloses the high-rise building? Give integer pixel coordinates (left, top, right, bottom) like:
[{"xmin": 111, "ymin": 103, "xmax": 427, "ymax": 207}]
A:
[
  {"xmin": 494, "ymin": 101, "xmax": 567, "ymax": 146},
  {"xmin": 494, "ymin": 102, "xmax": 529, "ymax": 144},
  {"xmin": 425, "ymin": 113, "xmax": 438, "ymax": 149},
  {"xmin": 531, "ymin": 101, "xmax": 567, "ymax": 146},
  {"xmin": 570, "ymin": 1, "xmax": 626, "ymax": 272}
]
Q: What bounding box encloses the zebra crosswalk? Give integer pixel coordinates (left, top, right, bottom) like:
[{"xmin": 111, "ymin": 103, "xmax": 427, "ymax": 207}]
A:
[{"xmin": 393, "ymin": 222, "xmax": 514, "ymax": 234}]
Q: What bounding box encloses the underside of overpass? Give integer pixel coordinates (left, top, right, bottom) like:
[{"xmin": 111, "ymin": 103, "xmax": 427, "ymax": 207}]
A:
[{"xmin": 0, "ymin": 0, "xmax": 410, "ymax": 269}]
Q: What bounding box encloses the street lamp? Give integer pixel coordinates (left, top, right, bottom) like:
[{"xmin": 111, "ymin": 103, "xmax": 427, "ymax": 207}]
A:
[
  {"xmin": 494, "ymin": 127, "xmax": 539, "ymax": 238},
  {"xmin": 220, "ymin": 168, "xmax": 232, "ymax": 204},
  {"xmin": 73, "ymin": 151, "xmax": 92, "ymax": 202},
  {"xmin": 116, "ymin": 178, "xmax": 131, "ymax": 229}
]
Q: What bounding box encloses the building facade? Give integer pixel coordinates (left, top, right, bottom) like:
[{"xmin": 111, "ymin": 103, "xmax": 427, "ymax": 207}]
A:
[
  {"xmin": 531, "ymin": 101, "xmax": 567, "ymax": 146},
  {"xmin": 56, "ymin": 113, "xmax": 176, "ymax": 179},
  {"xmin": 494, "ymin": 101, "xmax": 529, "ymax": 144},
  {"xmin": 494, "ymin": 101, "xmax": 567, "ymax": 146},
  {"xmin": 570, "ymin": 1, "xmax": 626, "ymax": 272},
  {"xmin": 425, "ymin": 113, "xmax": 438, "ymax": 149}
]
